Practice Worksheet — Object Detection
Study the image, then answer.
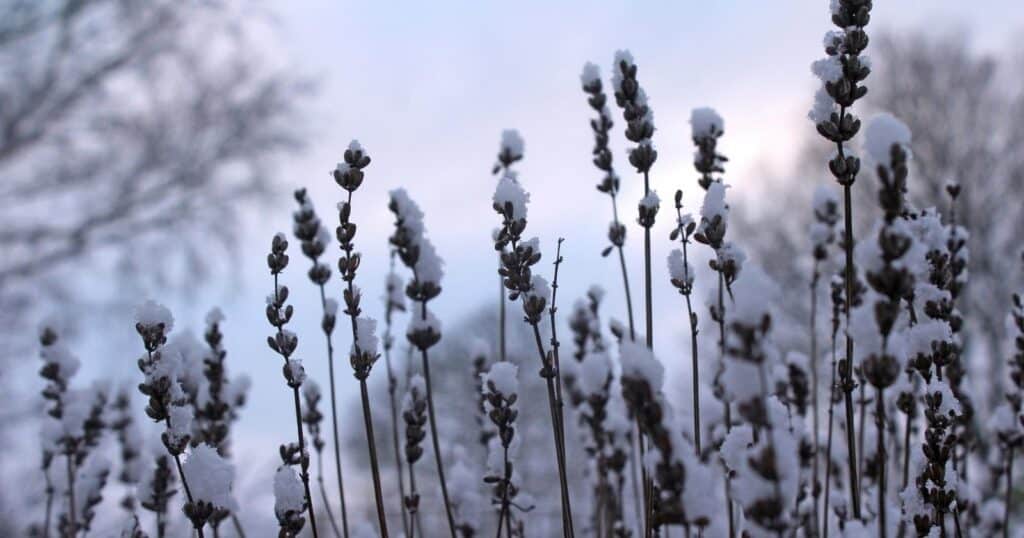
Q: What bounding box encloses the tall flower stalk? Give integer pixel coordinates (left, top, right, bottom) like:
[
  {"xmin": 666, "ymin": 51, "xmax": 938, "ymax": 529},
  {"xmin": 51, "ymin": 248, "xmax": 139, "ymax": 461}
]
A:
[
  {"xmin": 265, "ymin": 234, "xmax": 319, "ymax": 538},
  {"xmin": 668, "ymin": 191, "xmax": 700, "ymax": 455},
  {"xmin": 581, "ymin": 61, "xmax": 636, "ymax": 342},
  {"xmin": 332, "ymin": 141, "xmax": 389, "ymax": 536},
  {"xmin": 611, "ymin": 50, "xmax": 657, "ymax": 350},
  {"xmin": 492, "ymin": 175, "xmax": 575, "ymax": 537},
  {"xmin": 493, "ymin": 130, "xmax": 525, "ymax": 363},
  {"xmin": 388, "ymin": 188, "xmax": 458, "ymax": 536},
  {"xmin": 809, "ymin": 186, "xmax": 840, "ymax": 530},
  {"xmin": 302, "ymin": 381, "xmax": 343, "ymax": 538},
  {"xmin": 292, "ymin": 188, "xmax": 350, "ymax": 537},
  {"xmin": 810, "ymin": 1, "xmax": 874, "ymax": 517},
  {"xmin": 401, "ymin": 375, "xmax": 428, "ymax": 538},
  {"xmin": 384, "ymin": 255, "xmax": 411, "ymax": 538}
]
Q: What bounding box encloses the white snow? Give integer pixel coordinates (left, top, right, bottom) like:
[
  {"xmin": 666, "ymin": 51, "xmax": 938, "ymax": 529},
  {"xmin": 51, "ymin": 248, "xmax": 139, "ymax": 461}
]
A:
[
  {"xmin": 493, "ymin": 175, "xmax": 530, "ymax": 221},
  {"xmin": 286, "ymin": 359, "xmax": 306, "ymax": 386},
  {"xmin": 135, "ymin": 300, "xmax": 174, "ymax": 331},
  {"xmin": 667, "ymin": 249, "xmax": 694, "ymax": 288},
  {"xmin": 579, "ymin": 351, "xmax": 612, "ymax": 395},
  {"xmin": 167, "ymin": 404, "xmax": 193, "ymax": 445},
  {"xmin": 700, "ymin": 181, "xmax": 729, "ymax": 221},
  {"xmin": 483, "ymin": 361, "xmax": 518, "ymax": 396},
  {"xmin": 690, "ymin": 107, "xmax": 724, "ymax": 138},
  {"xmin": 273, "ymin": 466, "xmax": 306, "ymax": 518},
  {"xmin": 407, "ymin": 309, "xmax": 442, "ymax": 338},
  {"xmin": 811, "ymin": 56, "xmax": 843, "ymax": 83},
  {"xmin": 500, "ymin": 129, "xmax": 524, "ymax": 158},
  {"xmin": 414, "ymin": 236, "xmax": 445, "ymax": 285},
  {"xmin": 619, "ymin": 340, "xmax": 664, "ymax": 390},
  {"xmin": 529, "ymin": 275, "xmax": 551, "ymax": 302},
  {"xmin": 580, "ymin": 62, "xmax": 601, "ymax": 87},
  {"xmin": 353, "ymin": 317, "xmax": 379, "ymax": 356},
  {"xmin": 864, "ymin": 112, "xmax": 913, "ymax": 167},
  {"xmin": 183, "ymin": 444, "xmax": 238, "ymax": 511},
  {"xmin": 639, "ymin": 190, "xmax": 660, "ymax": 210}
]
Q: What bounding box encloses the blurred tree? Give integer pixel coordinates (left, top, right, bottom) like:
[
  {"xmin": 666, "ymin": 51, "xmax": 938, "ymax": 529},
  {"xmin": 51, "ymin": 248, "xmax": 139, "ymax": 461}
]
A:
[
  {"xmin": 735, "ymin": 31, "xmax": 1024, "ymax": 409},
  {"xmin": 0, "ymin": 0, "xmax": 308, "ymax": 357}
]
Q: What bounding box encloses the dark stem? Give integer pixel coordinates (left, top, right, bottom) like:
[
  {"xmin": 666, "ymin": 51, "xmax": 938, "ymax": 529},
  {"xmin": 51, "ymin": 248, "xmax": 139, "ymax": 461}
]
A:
[
  {"xmin": 358, "ymin": 379, "xmax": 389, "ymax": 537},
  {"xmin": 384, "ymin": 344, "xmax": 410, "ymax": 538},
  {"xmin": 274, "ymin": 274, "xmax": 316, "ymax": 538},
  {"xmin": 685, "ymin": 290, "xmax": 701, "ymax": 455},
  {"xmin": 902, "ymin": 411, "xmax": 912, "ymax": 490},
  {"xmin": 875, "ymin": 387, "xmax": 886, "ymax": 538},
  {"xmin": 43, "ymin": 466, "xmax": 53, "ymax": 538},
  {"xmin": 65, "ymin": 454, "xmax": 77, "ymax": 537},
  {"xmin": 810, "ymin": 263, "xmax": 821, "ymax": 534},
  {"xmin": 611, "ymin": 194, "xmax": 637, "ymax": 342},
  {"xmin": 629, "ymin": 433, "xmax": 643, "ymax": 536},
  {"xmin": 529, "ymin": 322, "xmax": 576, "ymax": 538},
  {"xmin": 230, "ymin": 514, "xmax": 245, "ymax": 538},
  {"xmin": 499, "ymin": 270, "xmax": 507, "ymax": 361},
  {"xmin": 642, "ymin": 171, "xmax": 653, "ymax": 349},
  {"xmin": 857, "ymin": 381, "xmax": 867, "ymax": 503},
  {"xmin": 290, "ymin": 386, "xmax": 319, "ymax": 538},
  {"xmin": 317, "ymin": 284, "xmax": 350, "ymax": 538},
  {"xmin": 407, "ymin": 462, "xmax": 419, "ymax": 538},
  {"xmin": 823, "ymin": 328, "xmax": 839, "ymax": 538},
  {"xmin": 548, "ymin": 238, "xmax": 571, "ymax": 529},
  {"xmin": 317, "ymin": 449, "xmax": 343, "ymax": 538},
  {"xmin": 841, "ymin": 174, "xmax": 862, "ymax": 519},
  {"xmin": 1005, "ymin": 445, "xmax": 1014, "ymax": 538},
  {"xmin": 420, "ymin": 348, "xmax": 459, "ymax": 537}
]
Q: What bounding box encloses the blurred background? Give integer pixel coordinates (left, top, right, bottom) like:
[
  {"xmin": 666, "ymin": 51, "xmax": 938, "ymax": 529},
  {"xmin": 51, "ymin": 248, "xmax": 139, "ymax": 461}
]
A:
[{"xmin": 2, "ymin": 0, "xmax": 1022, "ymax": 535}]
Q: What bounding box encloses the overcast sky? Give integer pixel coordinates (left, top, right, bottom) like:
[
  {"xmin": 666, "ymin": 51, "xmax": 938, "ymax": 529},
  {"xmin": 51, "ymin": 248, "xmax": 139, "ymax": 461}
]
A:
[{"xmin": 44, "ymin": 0, "xmax": 1022, "ymax": 530}]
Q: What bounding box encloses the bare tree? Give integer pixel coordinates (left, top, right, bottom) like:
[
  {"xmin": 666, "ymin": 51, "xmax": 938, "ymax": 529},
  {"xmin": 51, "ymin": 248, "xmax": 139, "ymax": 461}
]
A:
[
  {"xmin": 736, "ymin": 31, "xmax": 1024, "ymax": 409},
  {"xmin": 0, "ymin": 0, "xmax": 308, "ymax": 357}
]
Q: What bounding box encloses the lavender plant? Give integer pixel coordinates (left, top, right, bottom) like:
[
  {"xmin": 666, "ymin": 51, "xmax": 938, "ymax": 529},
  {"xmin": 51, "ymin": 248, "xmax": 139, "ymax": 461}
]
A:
[
  {"xmin": 265, "ymin": 234, "xmax": 320, "ymax": 538},
  {"xmin": 292, "ymin": 187, "xmax": 351, "ymax": 537},
  {"xmin": 388, "ymin": 187, "xmax": 458, "ymax": 536},
  {"xmin": 581, "ymin": 62, "xmax": 636, "ymax": 342},
  {"xmin": 810, "ymin": 1, "xmax": 875, "ymax": 517}
]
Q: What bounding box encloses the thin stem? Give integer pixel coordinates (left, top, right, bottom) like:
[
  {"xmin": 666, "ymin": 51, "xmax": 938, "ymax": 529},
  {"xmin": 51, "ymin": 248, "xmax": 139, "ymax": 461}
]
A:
[
  {"xmin": 407, "ymin": 462, "xmax": 419, "ymax": 538},
  {"xmin": 857, "ymin": 381, "xmax": 867, "ymax": 505},
  {"xmin": 717, "ymin": 269, "xmax": 736, "ymax": 538},
  {"xmin": 230, "ymin": 514, "xmax": 245, "ymax": 538},
  {"xmin": 840, "ymin": 168, "xmax": 862, "ymax": 520},
  {"xmin": 289, "ymin": 386, "xmax": 319, "ymax": 538},
  {"xmin": 810, "ymin": 263, "xmax": 821, "ymax": 534},
  {"xmin": 685, "ymin": 289, "xmax": 700, "ymax": 455},
  {"xmin": 500, "ymin": 268, "xmax": 507, "ymax": 362},
  {"xmin": 610, "ymin": 194, "xmax": 637, "ymax": 342},
  {"xmin": 420, "ymin": 350, "xmax": 458, "ymax": 537},
  {"xmin": 642, "ymin": 170, "xmax": 653, "ymax": 349},
  {"xmin": 1005, "ymin": 445, "xmax": 1014, "ymax": 538},
  {"xmin": 317, "ymin": 449, "xmax": 343, "ymax": 538},
  {"xmin": 65, "ymin": 454, "xmax": 77, "ymax": 537},
  {"xmin": 548, "ymin": 238, "xmax": 571, "ymax": 529},
  {"xmin": 875, "ymin": 387, "xmax": 887, "ymax": 538},
  {"xmin": 629, "ymin": 433, "xmax": 643, "ymax": 536},
  {"xmin": 902, "ymin": 411, "xmax": 912, "ymax": 490},
  {"xmin": 317, "ymin": 285, "xmax": 350, "ymax": 538},
  {"xmin": 274, "ymin": 274, "xmax": 317, "ymax": 538},
  {"xmin": 823, "ymin": 328, "xmax": 838, "ymax": 538},
  {"xmin": 530, "ymin": 322, "xmax": 576, "ymax": 538},
  {"xmin": 358, "ymin": 379, "xmax": 389, "ymax": 536},
  {"xmin": 384, "ymin": 345, "xmax": 410, "ymax": 538},
  {"xmin": 43, "ymin": 466, "xmax": 53, "ymax": 538},
  {"xmin": 171, "ymin": 449, "xmax": 206, "ymax": 538}
]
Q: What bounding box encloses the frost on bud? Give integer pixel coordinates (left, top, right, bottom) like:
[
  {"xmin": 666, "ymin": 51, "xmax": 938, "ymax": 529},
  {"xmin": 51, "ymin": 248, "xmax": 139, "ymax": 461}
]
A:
[{"xmin": 406, "ymin": 310, "xmax": 442, "ymax": 353}]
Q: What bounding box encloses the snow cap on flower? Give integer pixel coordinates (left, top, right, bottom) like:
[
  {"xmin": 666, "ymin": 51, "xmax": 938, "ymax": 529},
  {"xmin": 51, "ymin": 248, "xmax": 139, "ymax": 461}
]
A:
[
  {"xmin": 389, "ymin": 188, "xmax": 425, "ymax": 239},
  {"xmin": 639, "ymin": 190, "xmax": 660, "ymax": 210},
  {"xmin": 493, "ymin": 175, "xmax": 530, "ymax": 221},
  {"xmin": 667, "ymin": 249, "xmax": 694, "ymax": 288},
  {"xmin": 483, "ymin": 361, "xmax": 518, "ymax": 396},
  {"xmin": 353, "ymin": 317, "xmax": 379, "ymax": 356},
  {"xmin": 183, "ymin": 444, "xmax": 238, "ymax": 511},
  {"xmin": 579, "ymin": 351, "xmax": 613, "ymax": 395},
  {"xmin": 864, "ymin": 112, "xmax": 912, "ymax": 167},
  {"xmin": 529, "ymin": 275, "xmax": 551, "ymax": 302},
  {"xmin": 273, "ymin": 466, "xmax": 305, "ymax": 518},
  {"xmin": 700, "ymin": 181, "xmax": 729, "ymax": 221},
  {"xmin": 500, "ymin": 129, "xmax": 524, "ymax": 160},
  {"xmin": 414, "ymin": 237, "xmax": 445, "ymax": 286},
  {"xmin": 690, "ymin": 107, "xmax": 724, "ymax": 138},
  {"xmin": 619, "ymin": 340, "xmax": 664, "ymax": 390},
  {"xmin": 580, "ymin": 61, "xmax": 601, "ymax": 87},
  {"xmin": 135, "ymin": 300, "xmax": 174, "ymax": 332}
]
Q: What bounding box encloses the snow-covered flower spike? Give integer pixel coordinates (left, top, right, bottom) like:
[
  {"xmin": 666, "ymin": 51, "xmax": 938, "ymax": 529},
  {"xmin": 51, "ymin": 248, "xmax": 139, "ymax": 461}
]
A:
[
  {"xmin": 494, "ymin": 129, "xmax": 524, "ymax": 175},
  {"xmin": 401, "ymin": 374, "xmax": 428, "ymax": 519},
  {"xmin": 332, "ymin": 140, "xmax": 371, "ymax": 192},
  {"xmin": 481, "ymin": 362, "xmax": 525, "ymax": 529},
  {"xmin": 387, "ymin": 187, "xmax": 457, "ymax": 534},
  {"xmin": 690, "ymin": 107, "xmax": 727, "ymax": 190},
  {"xmin": 582, "ymin": 59, "xmax": 637, "ymax": 341},
  {"xmin": 811, "ymin": 2, "xmax": 875, "ymax": 521},
  {"xmin": 262, "ymin": 232, "xmax": 320, "ymax": 536},
  {"xmin": 274, "ymin": 465, "xmax": 307, "ymax": 536},
  {"xmin": 611, "ymin": 49, "xmax": 657, "ymax": 174}
]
